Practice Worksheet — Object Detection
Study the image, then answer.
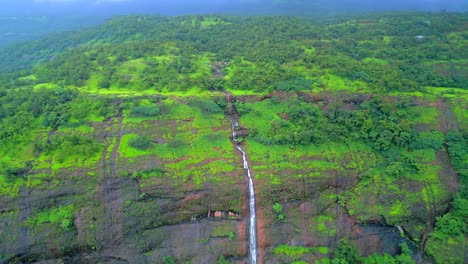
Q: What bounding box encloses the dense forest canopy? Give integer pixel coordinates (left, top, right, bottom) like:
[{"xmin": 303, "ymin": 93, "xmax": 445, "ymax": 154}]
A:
[
  {"xmin": 0, "ymin": 11, "xmax": 466, "ymax": 264},
  {"xmin": 0, "ymin": 12, "xmax": 466, "ymax": 89}
]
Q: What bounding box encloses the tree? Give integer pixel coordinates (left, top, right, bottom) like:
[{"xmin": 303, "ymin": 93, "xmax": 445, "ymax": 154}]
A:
[
  {"xmin": 395, "ymin": 243, "xmax": 415, "ymax": 264},
  {"xmin": 333, "ymin": 240, "xmax": 362, "ymax": 264},
  {"xmin": 434, "ymin": 213, "xmax": 465, "ymax": 237}
]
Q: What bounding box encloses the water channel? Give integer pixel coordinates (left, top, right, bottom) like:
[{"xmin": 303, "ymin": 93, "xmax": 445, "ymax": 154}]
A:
[{"xmin": 231, "ymin": 120, "xmax": 257, "ymax": 264}]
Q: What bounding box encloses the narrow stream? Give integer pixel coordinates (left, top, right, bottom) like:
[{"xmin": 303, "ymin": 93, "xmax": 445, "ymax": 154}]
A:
[{"xmin": 231, "ymin": 121, "xmax": 257, "ymax": 264}]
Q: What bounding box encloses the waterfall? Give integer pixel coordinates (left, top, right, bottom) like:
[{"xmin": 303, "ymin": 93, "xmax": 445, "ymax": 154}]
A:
[{"xmin": 232, "ymin": 123, "xmax": 257, "ymax": 264}]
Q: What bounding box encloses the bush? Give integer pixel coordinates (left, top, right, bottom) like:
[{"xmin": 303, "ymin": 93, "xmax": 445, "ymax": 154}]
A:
[
  {"xmin": 252, "ymin": 133, "xmax": 275, "ymax": 145},
  {"xmin": 167, "ymin": 138, "xmax": 187, "ymax": 149},
  {"xmin": 129, "ymin": 137, "xmax": 153, "ymax": 150},
  {"xmin": 4, "ymin": 166, "xmax": 20, "ymax": 182},
  {"xmin": 273, "ymin": 202, "xmax": 285, "ymax": 221},
  {"xmin": 217, "ymin": 256, "xmax": 229, "ymax": 264},
  {"xmin": 276, "ymin": 78, "xmax": 314, "ymax": 92},
  {"xmin": 130, "ymin": 105, "xmax": 160, "ymax": 117},
  {"xmin": 204, "ymin": 133, "xmax": 224, "ymax": 142},
  {"xmin": 60, "ymin": 219, "xmax": 74, "ymax": 231},
  {"xmin": 452, "ymin": 196, "xmax": 468, "ymax": 219},
  {"xmin": 235, "ymin": 102, "xmax": 252, "ymax": 115},
  {"xmin": 333, "ymin": 239, "xmax": 362, "ymax": 264},
  {"xmin": 410, "ymin": 131, "xmax": 444, "ymax": 150},
  {"xmin": 445, "ymin": 130, "xmax": 467, "ymax": 169},
  {"xmin": 201, "ymin": 100, "xmax": 223, "ymax": 114},
  {"xmin": 434, "ymin": 213, "xmax": 465, "ymax": 237},
  {"xmin": 395, "ymin": 243, "xmax": 415, "ymax": 264},
  {"xmin": 163, "ymin": 256, "xmax": 176, "ymax": 264}
]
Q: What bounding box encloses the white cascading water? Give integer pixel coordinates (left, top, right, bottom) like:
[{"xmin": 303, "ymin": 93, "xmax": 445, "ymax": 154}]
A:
[{"xmin": 231, "ymin": 122, "xmax": 257, "ymax": 264}]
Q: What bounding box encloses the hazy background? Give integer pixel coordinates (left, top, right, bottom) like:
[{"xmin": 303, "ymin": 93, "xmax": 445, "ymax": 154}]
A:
[
  {"xmin": 1, "ymin": 0, "xmax": 467, "ymax": 16},
  {"xmin": 0, "ymin": 0, "xmax": 466, "ymax": 46}
]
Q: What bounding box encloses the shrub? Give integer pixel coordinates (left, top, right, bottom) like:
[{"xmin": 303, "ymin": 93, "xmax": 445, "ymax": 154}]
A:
[
  {"xmin": 201, "ymin": 99, "xmax": 222, "ymax": 114},
  {"xmin": 129, "ymin": 137, "xmax": 153, "ymax": 150},
  {"xmin": 60, "ymin": 219, "xmax": 73, "ymax": 231},
  {"xmin": 333, "ymin": 239, "xmax": 362, "ymax": 264},
  {"xmin": 395, "ymin": 243, "xmax": 415, "ymax": 264},
  {"xmin": 273, "ymin": 202, "xmax": 285, "ymax": 221},
  {"xmin": 163, "ymin": 256, "xmax": 176, "ymax": 264},
  {"xmin": 167, "ymin": 138, "xmax": 187, "ymax": 148},
  {"xmin": 235, "ymin": 102, "xmax": 252, "ymax": 115},
  {"xmin": 217, "ymin": 256, "xmax": 229, "ymax": 264},
  {"xmin": 130, "ymin": 105, "xmax": 160, "ymax": 117},
  {"xmin": 204, "ymin": 133, "xmax": 224, "ymax": 142},
  {"xmin": 4, "ymin": 166, "xmax": 20, "ymax": 182},
  {"xmin": 276, "ymin": 78, "xmax": 315, "ymax": 92},
  {"xmin": 434, "ymin": 213, "xmax": 465, "ymax": 237},
  {"xmin": 410, "ymin": 131, "xmax": 444, "ymax": 150}
]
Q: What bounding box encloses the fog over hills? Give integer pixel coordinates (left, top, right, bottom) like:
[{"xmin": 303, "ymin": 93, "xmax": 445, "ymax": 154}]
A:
[{"xmin": 1, "ymin": 0, "xmax": 466, "ymax": 16}]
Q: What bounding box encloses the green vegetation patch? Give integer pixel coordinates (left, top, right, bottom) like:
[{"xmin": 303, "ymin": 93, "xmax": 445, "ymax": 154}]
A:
[
  {"xmin": 362, "ymin": 57, "xmax": 389, "ymax": 65},
  {"xmin": 27, "ymin": 204, "xmax": 76, "ymax": 231},
  {"xmin": 274, "ymin": 245, "xmax": 329, "ymax": 257},
  {"xmin": 212, "ymin": 222, "xmax": 236, "ymax": 240}
]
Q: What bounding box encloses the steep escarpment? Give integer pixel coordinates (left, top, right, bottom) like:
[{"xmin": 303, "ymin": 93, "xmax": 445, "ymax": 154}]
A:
[
  {"xmin": 0, "ymin": 90, "xmax": 466, "ymax": 263},
  {"xmin": 0, "ymin": 13, "xmax": 467, "ymax": 264},
  {"xmin": 0, "ymin": 96, "xmax": 252, "ymax": 263},
  {"xmin": 232, "ymin": 91, "xmax": 466, "ymax": 263}
]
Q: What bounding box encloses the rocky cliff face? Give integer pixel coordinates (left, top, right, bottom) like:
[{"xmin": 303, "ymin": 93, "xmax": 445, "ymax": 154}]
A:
[
  {"xmin": 0, "ymin": 98, "xmax": 250, "ymax": 263},
  {"xmin": 0, "ymin": 93, "xmax": 463, "ymax": 263}
]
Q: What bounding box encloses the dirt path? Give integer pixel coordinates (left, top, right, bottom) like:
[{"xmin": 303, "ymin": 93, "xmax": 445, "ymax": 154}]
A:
[
  {"xmin": 434, "ymin": 98, "xmax": 459, "ymax": 202},
  {"xmin": 110, "ymin": 114, "xmax": 124, "ymax": 177},
  {"xmin": 434, "ymin": 98, "xmax": 458, "ymax": 133},
  {"xmin": 101, "ymin": 109, "xmax": 125, "ymax": 258},
  {"xmin": 100, "ymin": 116, "xmax": 111, "ymax": 244},
  {"xmin": 436, "ymin": 151, "xmax": 459, "ymax": 194}
]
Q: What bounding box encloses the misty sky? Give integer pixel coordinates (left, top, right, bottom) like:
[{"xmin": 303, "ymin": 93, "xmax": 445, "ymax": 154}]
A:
[{"xmin": 0, "ymin": 0, "xmax": 466, "ymax": 16}]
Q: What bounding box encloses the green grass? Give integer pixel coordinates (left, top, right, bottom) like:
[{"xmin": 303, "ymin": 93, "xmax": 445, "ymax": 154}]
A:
[
  {"xmin": 411, "ymin": 106, "xmax": 440, "ymax": 125},
  {"xmin": 363, "ymin": 57, "xmax": 389, "ymax": 65},
  {"xmin": 281, "ymin": 60, "xmax": 313, "ymax": 79},
  {"xmin": 274, "ymin": 245, "xmax": 329, "ymax": 258},
  {"xmin": 34, "ymin": 132, "xmax": 103, "ymax": 172},
  {"xmin": 33, "ymin": 82, "xmax": 60, "ymax": 90},
  {"xmin": 315, "ymin": 215, "xmax": 336, "ymax": 236},
  {"xmin": 189, "ymin": 53, "xmax": 213, "ymax": 78},
  {"xmin": 212, "ymin": 222, "xmax": 235, "ymax": 238},
  {"xmin": 118, "ymin": 98, "xmax": 238, "ymax": 186},
  {"xmin": 274, "ymin": 245, "xmax": 311, "ymax": 257},
  {"xmin": 119, "ymin": 133, "xmax": 155, "ymax": 159},
  {"xmin": 199, "ymin": 16, "xmax": 231, "ymax": 28},
  {"xmin": 19, "ymin": 74, "xmax": 37, "ymax": 81},
  {"xmin": 453, "ymin": 103, "xmax": 467, "ymax": 128},
  {"xmin": 426, "ymin": 86, "xmax": 468, "ymax": 97},
  {"xmin": 319, "ymin": 73, "xmax": 368, "ymax": 92},
  {"xmin": 26, "ymin": 172, "xmax": 51, "ymax": 188}
]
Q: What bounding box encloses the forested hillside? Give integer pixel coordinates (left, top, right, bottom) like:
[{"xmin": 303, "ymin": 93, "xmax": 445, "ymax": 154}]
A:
[
  {"xmin": 0, "ymin": 13, "xmax": 466, "ymax": 264},
  {"xmin": 0, "ymin": 16, "xmax": 104, "ymax": 47}
]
